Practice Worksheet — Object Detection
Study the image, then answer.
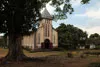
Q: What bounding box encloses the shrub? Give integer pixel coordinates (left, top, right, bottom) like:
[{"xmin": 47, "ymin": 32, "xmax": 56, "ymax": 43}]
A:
[
  {"xmin": 95, "ymin": 45, "xmax": 100, "ymax": 50},
  {"xmin": 67, "ymin": 52, "xmax": 73, "ymax": 58},
  {"xmin": 88, "ymin": 63, "xmax": 100, "ymax": 67},
  {"xmin": 23, "ymin": 46, "xmax": 32, "ymax": 52},
  {"xmin": 52, "ymin": 47, "xmax": 66, "ymax": 51}
]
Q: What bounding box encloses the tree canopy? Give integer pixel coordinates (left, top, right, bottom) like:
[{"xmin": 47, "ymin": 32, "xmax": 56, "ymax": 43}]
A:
[
  {"xmin": 56, "ymin": 23, "xmax": 88, "ymax": 50},
  {"xmin": 88, "ymin": 33, "xmax": 100, "ymax": 46}
]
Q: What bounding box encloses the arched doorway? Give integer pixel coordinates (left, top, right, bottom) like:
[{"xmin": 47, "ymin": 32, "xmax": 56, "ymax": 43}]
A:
[{"xmin": 44, "ymin": 39, "xmax": 50, "ymax": 49}]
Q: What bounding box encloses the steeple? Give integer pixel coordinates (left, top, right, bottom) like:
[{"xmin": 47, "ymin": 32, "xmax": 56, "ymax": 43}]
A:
[{"xmin": 41, "ymin": 8, "xmax": 52, "ymax": 19}]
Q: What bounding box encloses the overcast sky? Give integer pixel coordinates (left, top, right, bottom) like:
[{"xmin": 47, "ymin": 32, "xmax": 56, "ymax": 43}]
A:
[{"xmin": 46, "ymin": 0, "xmax": 100, "ymax": 36}]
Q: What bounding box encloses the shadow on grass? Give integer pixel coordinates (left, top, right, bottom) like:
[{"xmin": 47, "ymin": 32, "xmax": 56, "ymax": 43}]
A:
[
  {"xmin": 0, "ymin": 57, "xmax": 46, "ymax": 65},
  {"xmin": 88, "ymin": 62, "xmax": 100, "ymax": 67}
]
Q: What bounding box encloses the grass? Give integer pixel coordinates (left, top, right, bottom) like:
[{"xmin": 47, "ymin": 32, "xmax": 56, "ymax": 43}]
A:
[
  {"xmin": 0, "ymin": 48, "xmax": 100, "ymax": 67},
  {"xmin": 0, "ymin": 48, "xmax": 8, "ymax": 57},
  {"xmin": 0, "ymin": 48, "xmax": 100, "ymax": 58},
  {"xmin": 88, "ymin": 62, "xmax": 100, "ymax": 67},
  {"xmin": 0, "ymin": 48, "xmax": 67, "ymax": 58},
  {"xmin": 24, "ymin": 50, "xmax": 67, "ymax": 57}
]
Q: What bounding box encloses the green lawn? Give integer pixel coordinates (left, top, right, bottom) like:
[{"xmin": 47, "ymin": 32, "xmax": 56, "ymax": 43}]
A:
[
  {"xmin": 0, "ymin": 48, "xmax": 8, "ymax": 57},
  {"xmin": 0, "ymin": 48, "xmax": 100, "ymax": 58},
  {"xmin": 0, "ymin": 48, "xmax": 66, "ymax": 58}
]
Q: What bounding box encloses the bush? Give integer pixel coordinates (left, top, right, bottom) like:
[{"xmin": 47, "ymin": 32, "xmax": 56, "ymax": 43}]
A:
[
  {"xmin": 88, "ymin": 63, "xmax": 100, "ymax": 67},
  {"xmin": 83, "ymin": 52, "xmax": 100, "ymax": 56},
  {"xmin": 52, "ymin": 47, "xmax": 66, "ymax": 51},
  {"xmin": 95, "ymin": 45, "xmax": 100, "ymax": 50},
  {"xmin": 23, "ymin": 46, "xmax": 32, "ymax": 52},
  {"xmin": 59, "ymin": 45, "xmax": 77, "ymax": 50},
  {"xmin": 67, "ymin": 52, "xmax": 73, "ymax": 58}
]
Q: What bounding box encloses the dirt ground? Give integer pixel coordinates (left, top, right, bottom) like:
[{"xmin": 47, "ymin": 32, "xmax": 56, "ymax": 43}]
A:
[{"xmin": 0, "ymin": 48, "xmax": 100, "ymax": 67}]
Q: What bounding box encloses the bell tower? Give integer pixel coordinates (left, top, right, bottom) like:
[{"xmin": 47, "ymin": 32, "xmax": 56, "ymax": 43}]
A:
[{"xmin": 39, "ymin": 8, "xmax": 53, "ymax": 44}]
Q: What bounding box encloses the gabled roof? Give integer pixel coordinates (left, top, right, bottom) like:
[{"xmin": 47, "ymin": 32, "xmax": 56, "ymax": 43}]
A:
[{"xmin": 41, "ymin": 8, "xmax": 52, "ymax": 19}]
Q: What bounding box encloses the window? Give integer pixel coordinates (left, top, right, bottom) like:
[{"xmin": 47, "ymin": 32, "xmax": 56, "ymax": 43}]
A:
[
  {"xmin": 44, "ymin": 20, "xmax": 50, "ymax": 37},
  {"xmin": 38, "ymin": 33, "xmax": 40, "ymax": 44},
  {"xmin": 45, "ymin": 24, "xmax": 47, "ymax": 37},
  {"xmin": 48, "ymin": 23, "xmax": 49, "ymax": 37},
  {"xmin": 54, "ymin": 35, "xmax": 55, "ymax": 44},
  {"xmin": 45, "ymin": 20, "xmax": 48, "ymax": 37}
]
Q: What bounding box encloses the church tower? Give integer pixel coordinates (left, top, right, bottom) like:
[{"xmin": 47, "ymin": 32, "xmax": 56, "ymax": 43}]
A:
[
  {"xmin": 36, "ymin": 8, "xmax": 53, "ymax": 49},
  {"xmin": 41, "ymin": 8, "xmax": 53, "ymax": 42}
]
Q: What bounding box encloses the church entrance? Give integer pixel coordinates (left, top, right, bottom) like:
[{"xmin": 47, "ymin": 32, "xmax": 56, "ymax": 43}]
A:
[
  {"xmin": 44, "ymin": 39, "xmax": 50, "ymax": 49},
  {"xmin": 41, "ymin": 39, "xmax": 53, "ymax": 49}
]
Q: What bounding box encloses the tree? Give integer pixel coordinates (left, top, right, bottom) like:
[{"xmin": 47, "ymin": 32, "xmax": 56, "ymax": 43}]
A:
[
  {"xmin": 87, "ymin": 33, "xmax": 100, "ymax": 49},
  {"xmin": 89, "ymin": 33, "xmax": 100, "ymax": 39},
  {"xmin": 56, "ymin": 23, "xmax": 88, "ymax": 50},
  {"xmin": 0, "ymin": 0, "xmax": 90, "ymax": 61}
]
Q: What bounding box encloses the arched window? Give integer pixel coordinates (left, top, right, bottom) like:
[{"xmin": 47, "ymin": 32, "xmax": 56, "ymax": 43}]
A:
[
  {"xmin": 46, "ymin": 24, "xmax": 47, "ymax": 37},
  {"xmin": 47, "ymin": 20, "xmax": 49, "ymax": 37},
  {"xmin": 54, "ymin": 35, "xmax": 55, "ymax": 44},
  {"xmin": 44, "ymin": 20, "xmax": 50, "ymax": 37},
  {"xmin": 38, "ymin": 33, "xmax": 40, "ymax": 44},
  {"xmin": 45, "ymin": 20, "xmax": 48, "ymax": 37}
]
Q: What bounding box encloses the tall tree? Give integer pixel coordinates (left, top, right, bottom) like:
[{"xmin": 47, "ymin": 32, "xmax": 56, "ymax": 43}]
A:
[
  {"xmin": 57, "ymin": 23, "xmax": 88, "ymax": 50},
  {"xmin": 88, "ymin": 33, "xmax": 100, "ymax": 46},
  {"xmin": 0, "ymin": 0, "xmax": 90, "ymax": 61}
]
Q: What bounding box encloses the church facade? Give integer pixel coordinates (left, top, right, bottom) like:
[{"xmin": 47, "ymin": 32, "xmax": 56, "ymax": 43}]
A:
[{"xmin": 22, "ymin": 9, "xmax": 58, "ymax": 50}]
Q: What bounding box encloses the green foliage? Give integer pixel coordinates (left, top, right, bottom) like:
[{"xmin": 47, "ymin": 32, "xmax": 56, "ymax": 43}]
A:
[
  {"xmin": 22, "ymin": 46, "xmax": 32, "ymax": 52},
  {"xmin": 52, "ymin": 47, "xmax": 66, "ymax": 51},
  {"xmin": 95, "ymin": 45, "xmax": 100, "ymax": 50},
  {"xmin": 56, "ymin": 23, "xmax": 88, "ymax": 50},
  {"xmin": 84, "ymin": 52, "xmax": 100, "ymax": 55},
  {"xmin": 0, "ymin": 36, "xmax": 7, "ymax": 48},
  {"xmin": 81, "ymin": 0, "xmax": 90, "ymax": 4},
  {"xmin": 88, "ymin": 63, "xmax": 100, "ymax": 67},
  {"xmin": 88, "ymin": 33, "xmax": 100, "ymax": 46},
  {"xmin": 0, "ymin": 0, "xmax": 50, "ymax": 34},
  {"xmin": 51, "ymin": 0, "xmax": 90, "ymax": 20},
  {"xmin": 89, "ymin": 33, "xmax": 100, "ymax": 39}
]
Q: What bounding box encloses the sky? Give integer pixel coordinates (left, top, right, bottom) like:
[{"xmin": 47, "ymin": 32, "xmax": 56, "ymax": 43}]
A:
[{"xmin": 46, "ymin": 0, "xmax": 100, "ymax": 36}]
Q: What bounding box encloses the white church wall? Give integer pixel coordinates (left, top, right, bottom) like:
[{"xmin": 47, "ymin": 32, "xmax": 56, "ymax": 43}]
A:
[
  {"xmin": 22, "ymin": 33, "xmax": 35, "ymax": 50},
  {"xmin": 52, "ymin": 29, "xmax": 58, "ymax": 48}
]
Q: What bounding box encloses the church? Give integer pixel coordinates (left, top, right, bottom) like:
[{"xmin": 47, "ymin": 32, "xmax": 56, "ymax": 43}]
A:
[{"xmin": 22, "ymin": 8, "xmax": 58, "ymax": 50}]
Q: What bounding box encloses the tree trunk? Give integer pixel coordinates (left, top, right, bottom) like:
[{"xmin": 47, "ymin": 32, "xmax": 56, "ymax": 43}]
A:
[{"xmin": 5, "ymin": 33, "xmax": 26, "ymax": 61}]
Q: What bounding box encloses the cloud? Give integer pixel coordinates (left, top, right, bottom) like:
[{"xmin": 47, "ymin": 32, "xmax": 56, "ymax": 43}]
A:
[
  {"xmin": 74, "ymin": 1, "xmax": 100, "ymax": 19},
  {"xmin": 86, "ymin": 26, "xmax": 100, "ymax": 36},
  {"xmin": 85, "ymin": 9, "xmax": 100, "ymax": 19},
  {"xmin": 74, "ymin": 9, "xmax": 100, "ymax": 19},
  {"xmin": 73, "ymin": 25, "xmax": 100, "ymax": 36}
]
